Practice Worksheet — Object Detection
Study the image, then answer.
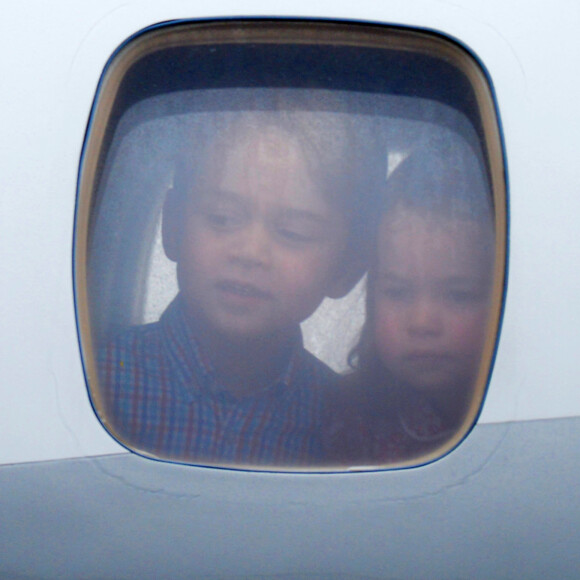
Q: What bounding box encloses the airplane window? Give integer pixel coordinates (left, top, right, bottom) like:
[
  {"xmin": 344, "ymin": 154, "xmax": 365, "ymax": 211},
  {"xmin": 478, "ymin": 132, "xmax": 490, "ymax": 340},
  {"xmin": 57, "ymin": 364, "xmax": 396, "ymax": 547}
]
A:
[{"xmin": 75, "ymin": 21, "xmax": 506, "ymax": 471}]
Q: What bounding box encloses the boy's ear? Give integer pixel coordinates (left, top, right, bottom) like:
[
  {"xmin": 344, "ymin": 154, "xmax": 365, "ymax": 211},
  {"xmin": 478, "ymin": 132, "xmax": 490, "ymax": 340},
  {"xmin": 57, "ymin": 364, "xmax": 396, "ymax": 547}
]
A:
[
  {"xmin": 162, "ymin": 187, "xmax": 184, "ymax": 263},
  {"xmin": 325, "ymin": 252, "xmax": 367, "ymax": 299}
]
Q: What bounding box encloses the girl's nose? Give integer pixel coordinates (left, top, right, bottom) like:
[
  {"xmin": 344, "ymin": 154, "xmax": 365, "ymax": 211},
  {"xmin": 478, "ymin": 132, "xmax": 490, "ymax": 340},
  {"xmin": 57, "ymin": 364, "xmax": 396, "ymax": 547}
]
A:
[{"xmin": 407, "ymin": 296, "xmax": 443, "ymax": 336}]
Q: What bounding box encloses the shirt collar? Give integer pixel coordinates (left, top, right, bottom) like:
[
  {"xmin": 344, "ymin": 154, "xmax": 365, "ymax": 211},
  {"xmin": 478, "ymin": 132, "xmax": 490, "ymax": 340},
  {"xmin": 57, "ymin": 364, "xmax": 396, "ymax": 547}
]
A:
[
  {"xmin": 159, "ymin": 296, "xmax": 214, "ymax": 400},
  {"xmin": 396, "ymin": 389, "xmax": 450, "ymax": 442},
  {"xmin": 160, "ymin": 295, "xmax": 311, "ymax": 401}
]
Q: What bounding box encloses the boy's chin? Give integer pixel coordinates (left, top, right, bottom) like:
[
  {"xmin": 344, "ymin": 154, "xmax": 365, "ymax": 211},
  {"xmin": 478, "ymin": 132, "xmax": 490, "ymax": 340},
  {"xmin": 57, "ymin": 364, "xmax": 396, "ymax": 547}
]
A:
[
  {"xmin": 183, "ymin": 301, "xmax": 299, "ymax": 345},
  {"xmin": 206, "ymin": 318, "xmax": 296, "ymax": 345}
]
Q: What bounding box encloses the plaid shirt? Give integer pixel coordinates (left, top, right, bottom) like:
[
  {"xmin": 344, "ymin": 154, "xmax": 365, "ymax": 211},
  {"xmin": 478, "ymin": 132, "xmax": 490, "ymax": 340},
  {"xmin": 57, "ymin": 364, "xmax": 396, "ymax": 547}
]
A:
[{"xmin": 98, "ymin": 297, "xmax": 333, "ymax": 469}]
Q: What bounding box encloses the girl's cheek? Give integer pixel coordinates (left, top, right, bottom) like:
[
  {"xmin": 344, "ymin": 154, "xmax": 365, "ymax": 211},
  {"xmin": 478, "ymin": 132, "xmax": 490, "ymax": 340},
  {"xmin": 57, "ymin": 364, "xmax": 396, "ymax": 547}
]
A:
[
  {"xmin": 449, "ymin": 309, "xmax": 488, "ymax": 351},
  {"xmin": 374, "ymin": 304, "xmax": 405, "ymax": 360}
]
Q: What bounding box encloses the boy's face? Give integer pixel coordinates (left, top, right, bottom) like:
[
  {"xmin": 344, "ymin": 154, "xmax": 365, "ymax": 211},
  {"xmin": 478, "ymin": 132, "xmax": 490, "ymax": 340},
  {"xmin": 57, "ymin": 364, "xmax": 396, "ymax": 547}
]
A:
[
  {"xmin": 173, "ymin": 125, "xmax": 347, "ymax": 341},
  {"xmin": 373, "ymin": 206, "xmax": 493, "ymax": 392}
]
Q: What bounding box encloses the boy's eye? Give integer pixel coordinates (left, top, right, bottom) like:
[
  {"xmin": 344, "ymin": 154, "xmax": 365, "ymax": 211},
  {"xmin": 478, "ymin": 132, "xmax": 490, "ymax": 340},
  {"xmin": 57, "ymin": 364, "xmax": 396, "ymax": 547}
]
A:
[
  {"xmin": 203, "ymin": 209, "xmax": 245, "ymax": 230},
  {"xmin": 275, "ymin": 219, "xmax": 321, "ymax": 244}
]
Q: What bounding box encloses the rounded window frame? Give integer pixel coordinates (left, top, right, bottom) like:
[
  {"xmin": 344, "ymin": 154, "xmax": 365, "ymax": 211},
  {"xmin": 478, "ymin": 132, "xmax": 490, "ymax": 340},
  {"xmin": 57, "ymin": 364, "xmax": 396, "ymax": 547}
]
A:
[{"xmin": 75, "ymin": 19, "xmax": 507, "ymax": 472}]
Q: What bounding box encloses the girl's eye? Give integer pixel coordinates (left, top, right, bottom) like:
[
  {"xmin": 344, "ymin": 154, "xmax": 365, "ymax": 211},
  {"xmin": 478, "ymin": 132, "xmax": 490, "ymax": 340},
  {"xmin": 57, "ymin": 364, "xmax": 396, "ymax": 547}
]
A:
[
  {"xmin": 446, "ymin": 289, "xmax": 482, "ymax": 305},
  {"xmin": 277, "ymin": 227, "xmax": 316, "ymax": 243},
  {"xmin": 381, "ymin": 286, "xmax": 411, "ymax": 301}
]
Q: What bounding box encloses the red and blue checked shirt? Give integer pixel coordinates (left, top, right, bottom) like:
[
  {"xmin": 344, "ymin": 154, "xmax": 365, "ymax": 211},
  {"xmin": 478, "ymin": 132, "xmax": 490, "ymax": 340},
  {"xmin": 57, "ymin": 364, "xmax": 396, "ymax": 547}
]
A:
[{"xmin": 97, "ymin": 297, "xmax": 334, "ymax": 469}]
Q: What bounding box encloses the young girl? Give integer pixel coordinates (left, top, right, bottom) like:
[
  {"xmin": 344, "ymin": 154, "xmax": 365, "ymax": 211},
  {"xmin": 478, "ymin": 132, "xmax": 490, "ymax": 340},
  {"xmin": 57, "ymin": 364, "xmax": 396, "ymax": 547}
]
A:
[{"xmin": 324, "ymin": 143, "xmax": 495, "ymax": 466}]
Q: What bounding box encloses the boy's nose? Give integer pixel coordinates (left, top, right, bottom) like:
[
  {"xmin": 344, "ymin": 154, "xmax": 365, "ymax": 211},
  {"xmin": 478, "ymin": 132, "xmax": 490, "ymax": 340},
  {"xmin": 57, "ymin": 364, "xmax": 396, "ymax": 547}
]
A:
[
  {"xmin": 407, "ymin": 297, "xmax": 443, "ymax": 336},
  {"xmin": 230, "ymin": 220, "xmax": 272, "ymax": 268}
]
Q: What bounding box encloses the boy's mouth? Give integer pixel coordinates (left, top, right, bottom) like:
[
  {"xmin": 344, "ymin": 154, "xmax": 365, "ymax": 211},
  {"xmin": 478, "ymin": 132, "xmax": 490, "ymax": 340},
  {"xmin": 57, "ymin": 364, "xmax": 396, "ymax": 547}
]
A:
[{"xmin": 216, "ymin": 280, "xmax": 273, "ymax": 300}]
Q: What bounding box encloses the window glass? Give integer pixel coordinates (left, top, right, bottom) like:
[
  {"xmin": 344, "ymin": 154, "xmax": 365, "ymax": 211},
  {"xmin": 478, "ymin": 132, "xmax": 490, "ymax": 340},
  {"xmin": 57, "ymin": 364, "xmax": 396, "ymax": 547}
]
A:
[{"xmin": 76, "ymin": 21, "xmax": 506, "ymax": 470}]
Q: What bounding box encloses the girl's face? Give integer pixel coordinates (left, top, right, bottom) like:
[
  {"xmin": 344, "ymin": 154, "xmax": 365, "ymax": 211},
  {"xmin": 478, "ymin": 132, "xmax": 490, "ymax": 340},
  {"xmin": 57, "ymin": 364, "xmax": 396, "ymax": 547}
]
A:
[{"xmin": 373, "ymin": 205, "xmax": 494, "ymax": 393}]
